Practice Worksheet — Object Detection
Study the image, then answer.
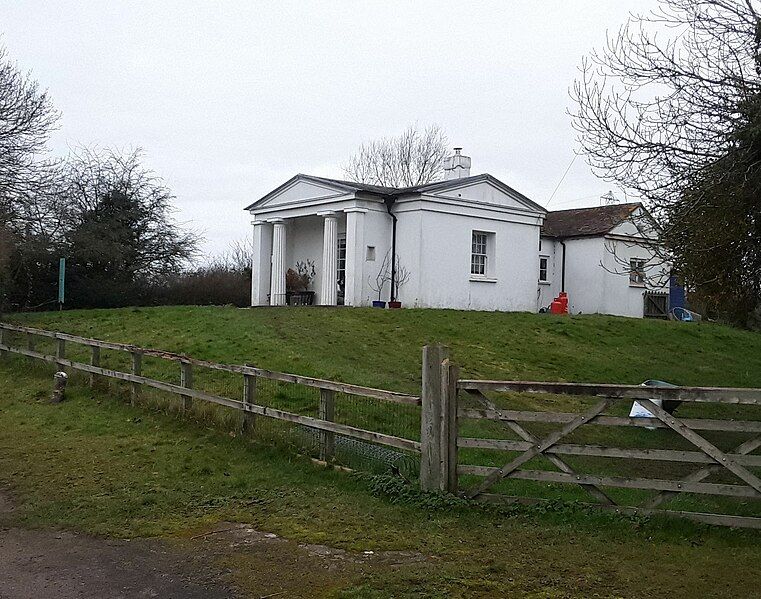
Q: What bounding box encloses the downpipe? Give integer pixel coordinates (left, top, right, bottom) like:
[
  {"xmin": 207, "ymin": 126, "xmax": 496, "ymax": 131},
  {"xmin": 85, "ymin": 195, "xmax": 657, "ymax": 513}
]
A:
[{"xmin": 384, "ymin": 196, "xmax": 398, "ymax": 302}]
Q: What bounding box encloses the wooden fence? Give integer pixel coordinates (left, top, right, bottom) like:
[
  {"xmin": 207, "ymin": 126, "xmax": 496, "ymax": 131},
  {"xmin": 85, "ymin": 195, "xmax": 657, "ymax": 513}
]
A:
[
  {"xmin": 420, "ymin": 346, "xmax": 761, "ymax": 529},
  {"xmin": 0, "ymin": 323, "xmax": 421, "ymax": 462},
  {"xmin": 4, "ymin": 326, "xmax": 761, "ymax": 529}
]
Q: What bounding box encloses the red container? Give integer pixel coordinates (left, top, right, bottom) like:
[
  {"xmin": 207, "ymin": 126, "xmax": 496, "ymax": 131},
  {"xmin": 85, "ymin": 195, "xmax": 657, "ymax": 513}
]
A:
[{"xmin": 550, "ymin": 293, "xmax": 569, "ymax": 315}]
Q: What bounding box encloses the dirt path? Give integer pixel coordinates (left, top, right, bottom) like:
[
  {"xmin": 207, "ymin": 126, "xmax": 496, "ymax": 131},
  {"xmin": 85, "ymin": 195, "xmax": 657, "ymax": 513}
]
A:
[
  {"xmin": 0, "ymin": 490, "xmax": 432, "ymax": 598},
  {"xmin": 0, "ymin": 491, "xmax": 239, "ymax": 599},
  {"xmin": 185, "ymin": 521, "xmax": 431, "ymax": 597}
]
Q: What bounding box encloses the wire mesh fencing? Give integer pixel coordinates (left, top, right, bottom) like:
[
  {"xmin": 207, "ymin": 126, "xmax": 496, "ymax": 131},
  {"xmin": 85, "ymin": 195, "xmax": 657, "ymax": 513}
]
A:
[{"xmin": 0, "ymin": 323, "xmax": 422, "ymax": 478}]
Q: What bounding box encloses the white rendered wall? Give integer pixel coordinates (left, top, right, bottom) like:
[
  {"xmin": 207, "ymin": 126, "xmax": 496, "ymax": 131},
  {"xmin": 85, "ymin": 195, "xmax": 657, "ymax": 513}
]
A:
[
  {"xmin": 600, "ymin": 237, "xmax": 669, "ymax": 317},
  {"xmin": 395, "ymin": 210, "xmax": 540, "ymax": 311},
  {"xmin": 556, "ymin": 236, "xmax": 669, "ymax": 318},
  {"xmin": 392, "ymin": 209, "xmax": 422, "ymax": 306},
  {"xmin": 599, "ymin": 238, "xmax": 645, "ymax": 318},
  {"xmin": 560, "ymin": 237, "xmax": 608, "ymax": 315},
  {"xmin": 360, "ymin": 208, "xmax": 393, "ymax": 305},
  {"xmin": 538, "ymin": 237, "xmax": 559, "ymax": 310}
]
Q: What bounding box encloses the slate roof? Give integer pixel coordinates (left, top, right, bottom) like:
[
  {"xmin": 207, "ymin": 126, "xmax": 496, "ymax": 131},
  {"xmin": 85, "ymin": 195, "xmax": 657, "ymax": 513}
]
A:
[
  {"xmin": 245, "ymin": 173, "xmax": 547, "ymax": 213},
  {"xmin": 302, "ymin": 173, "xmax": 513, "ymax": 196},
  {"xmin": 298, "ymin": 175, "xmax": 400, "ymax": 196},
  {"xmin": 542, "ymin": 203, "xmax": 642, "ymax": 239}
]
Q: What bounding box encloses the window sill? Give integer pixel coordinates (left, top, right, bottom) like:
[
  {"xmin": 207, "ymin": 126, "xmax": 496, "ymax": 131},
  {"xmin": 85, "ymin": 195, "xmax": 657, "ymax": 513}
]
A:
[
  {"xmin": 470, "ymin": 276, "xmax": 498, "ymax": 283},
  {"xmin": 629, "ymin": 283, "xmax": 646, "ymax": 288},
  {"xmin": 538, "ymin": 280, "xmax": 551, "ymax": 285}
]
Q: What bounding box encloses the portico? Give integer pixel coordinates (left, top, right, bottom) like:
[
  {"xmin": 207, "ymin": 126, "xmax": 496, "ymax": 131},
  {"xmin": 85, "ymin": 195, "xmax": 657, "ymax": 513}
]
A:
[
  {"xmin": 246, "ymin": 174, "xmax": 394, "ymax": 308},
  {"xmin": 250, "ymin": 205, "xmax": 374, "ymax": 307}
]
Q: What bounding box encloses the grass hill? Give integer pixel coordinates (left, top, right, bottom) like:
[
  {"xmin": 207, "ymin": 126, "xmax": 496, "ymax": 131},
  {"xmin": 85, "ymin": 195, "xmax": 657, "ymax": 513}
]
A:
[
  {"xmin": 3, "ymin": 306, "xmax": 761, "ymax": 597},
  {"xmin": 6, "ymin": 305, "xmax": 761, "ymax": 392}
]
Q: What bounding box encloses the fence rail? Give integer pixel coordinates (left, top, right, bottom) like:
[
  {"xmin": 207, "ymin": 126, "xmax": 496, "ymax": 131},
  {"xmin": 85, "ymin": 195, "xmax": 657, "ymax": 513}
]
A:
[
  {"xmin": 0, "ymin": 323, "xmax": 421, "ymax": 459},
  {"xmin": 5, "ymin": 327, "xmax": 761, "ymax": 530},
  {"xmin": 0, "ymin": 323, "xmax": 421, "ymax": 405},
  {"xmin": 414, "ymin": 350, "xmax": 761, "ymax": 529},
  {"xmin": 453, "ymin": 380, "xmax": 761, "ymax": 528},
  {"xmin": 457, "ymin": 379, "xmax": 761, "ymax": 404}
]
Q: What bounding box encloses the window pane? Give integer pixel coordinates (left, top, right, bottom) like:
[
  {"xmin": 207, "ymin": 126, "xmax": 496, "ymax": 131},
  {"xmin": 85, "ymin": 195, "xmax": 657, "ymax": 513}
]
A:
[
  {"xmin": 471, "ymin": 254, "xmax": 486, "ymax": 275},
  {"xmin": 629, "ymin": 259, "xmax": 645, "ymax": 284},
  {"xmin": 472, "ymin": 232, "xmax": 487, "ymax": 255},
  {"xmin": 471, "ymin": 231, "xmax": 489, "ymax": 276}
]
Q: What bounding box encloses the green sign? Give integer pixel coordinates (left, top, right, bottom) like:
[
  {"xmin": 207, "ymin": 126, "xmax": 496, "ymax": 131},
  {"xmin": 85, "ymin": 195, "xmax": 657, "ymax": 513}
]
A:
[{"xmin": 58, "ymin": 257, "xmax": 65, "ymax": 304}]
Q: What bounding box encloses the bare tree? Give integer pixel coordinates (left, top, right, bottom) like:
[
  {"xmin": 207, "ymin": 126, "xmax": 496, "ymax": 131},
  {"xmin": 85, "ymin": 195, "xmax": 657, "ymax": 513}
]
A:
[
  {"xmin": 367, "ymin": 251, "xmax": 411, "ymax": 303},
  {"xmin": 572, "ymin": 1, "xmax": 761, "ymax": 207},
  {"xmin": 571, "ymin": 0, "xmax": 761, "ymax": 324},
  {"xmin": 196, "ymin": 238, "xmax": 253, "ymax": 273},
  {"xmin": 392, "ymin": 254, "xmax": 411, "ymax": 293},
  {"xmin": 0, "ymin": 45, "xmax": 60, "ymax": 201},
  {"xmin": 220, "ymin": 238, "xmax": 253, "ymax": 273},
  {"xmin": 368, "ymin": 251, "xmax": 391, "ymax": 302},
  {"xmin": 64, "ymin": 146, "xmax": 200, "ymax": 276},
  {"xmin": 0, "ymin": 44, "xmax": 61, "ymax": 311},
  {"xmin": 343, "ymin": 124, "xmax": 449, "ymax": 187}
]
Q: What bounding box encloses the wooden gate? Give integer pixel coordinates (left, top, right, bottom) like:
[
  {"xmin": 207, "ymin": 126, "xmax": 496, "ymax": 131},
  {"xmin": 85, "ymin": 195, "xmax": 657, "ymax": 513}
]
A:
[
  {"xmin": 644, "ymin": 291, "xmax": 669, "ymax": 318},
  {"xmin": 418, "ymin": 346, "xmax": 761, "ymax": 529}
]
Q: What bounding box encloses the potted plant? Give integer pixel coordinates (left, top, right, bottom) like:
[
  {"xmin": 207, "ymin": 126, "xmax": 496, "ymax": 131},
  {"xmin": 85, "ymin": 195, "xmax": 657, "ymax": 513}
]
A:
[
  {"xmin": 368, "ymin": 253, "xmax": 391, "ymax": 308},
  {"xmin": 286, "ymin": 260, "xmax": 316, "ymax": 305},
  {"xmin": 388, "ymin": 255, "xmax": 410, "ymax": 309}
]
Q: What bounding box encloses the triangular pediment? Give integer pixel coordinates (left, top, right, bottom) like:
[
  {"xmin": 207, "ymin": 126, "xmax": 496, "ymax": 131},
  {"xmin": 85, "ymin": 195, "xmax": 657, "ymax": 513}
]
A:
[
  {"xmin": 246, "ymin": 175, "xmax": 355, "ymax": 211},
  {"xmin": 422, "ymin": 175, "xmax": 546, "ymax": 214}
]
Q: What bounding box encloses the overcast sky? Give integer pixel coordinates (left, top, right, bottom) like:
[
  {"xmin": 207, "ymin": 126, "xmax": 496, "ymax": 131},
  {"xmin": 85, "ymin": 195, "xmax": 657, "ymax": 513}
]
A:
[{"xmin": 2, "ymin": 0, "xmax": 658, "ymax": 256}]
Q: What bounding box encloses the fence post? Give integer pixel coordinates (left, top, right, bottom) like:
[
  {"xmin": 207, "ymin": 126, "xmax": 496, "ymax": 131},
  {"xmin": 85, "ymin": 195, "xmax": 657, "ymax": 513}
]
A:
[
  {"xmin": 420, "ymin": 344, "xmax": 449, "ymax": 492},
  {"xmin": 179, "ymin": 360, "xmax": 193, "ymax": 413},
  {"xmin": 441, "ymin": 358, "xmax": 460, "ymax": 494},
  {"xmin": 241, "ymin": 373, "xmax": 257, "ymax": 434},
  {"xmin": 0, "ymin": 327, "xmax": 7, "ymax": 358},
  {"xmin": 55, "ymin": 337, "xmax": 66, "ymax": 371},
  {"xmin": 318, "ymin": 388, "xmax": 336, "ymax": 462},
  {"xmin": 89, "ymin": 345, "xmax": 100, "ymax": 388},
  {"xmin": 51, "ymin": 371, "xmax": 68, "ymax": 403},
  {"xmin": 26, "ymin": 332, "xmax": 35, "ymax": 359},
  {"xmin": 130, "ymin": 350, "xmax": 142, "ymax": 406}
]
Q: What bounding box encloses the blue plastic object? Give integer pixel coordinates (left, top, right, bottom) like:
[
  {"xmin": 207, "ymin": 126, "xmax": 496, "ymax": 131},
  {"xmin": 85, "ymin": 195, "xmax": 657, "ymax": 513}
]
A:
[{"xmin": 671, "ymin": 307, "xmax": 693, "ymax": 321}]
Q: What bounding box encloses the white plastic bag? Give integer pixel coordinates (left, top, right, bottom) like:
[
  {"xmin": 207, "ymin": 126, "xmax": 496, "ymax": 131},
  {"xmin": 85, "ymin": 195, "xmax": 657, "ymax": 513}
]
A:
[
  {"xmin": 629, "ymin": 398, "xmax": 662, "ymax": 430},
  {"xmin": 629, "ymin": 399, "xmax": 662, "ymax": 418}
]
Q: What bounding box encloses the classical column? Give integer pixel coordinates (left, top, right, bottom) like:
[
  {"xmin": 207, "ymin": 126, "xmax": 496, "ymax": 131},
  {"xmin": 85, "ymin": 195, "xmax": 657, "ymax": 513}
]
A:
[
  {"xmin": 344, "ymin": 208, "xmax": 367, "ymax": 306},
  {"xmin": 250, "ymin": 220, "xmax": 273, "ymax": 306},
  {"xmin": 269, "ymin": 219, "xmax": 287, "ymax": 306},
  {"xmin": 319, "ymin": 212, "xmax": 338, "ymax": 306}
]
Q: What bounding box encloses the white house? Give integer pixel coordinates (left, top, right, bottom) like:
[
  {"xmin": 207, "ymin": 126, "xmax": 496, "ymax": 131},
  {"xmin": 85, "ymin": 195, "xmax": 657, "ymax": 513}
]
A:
[
  {"xmin": 539, "ymin": 203, "xmax": 670, "ymax": 318},
  {"xmin": 245, "ymin": 149, "xmax": 669, "ymax": 317}
]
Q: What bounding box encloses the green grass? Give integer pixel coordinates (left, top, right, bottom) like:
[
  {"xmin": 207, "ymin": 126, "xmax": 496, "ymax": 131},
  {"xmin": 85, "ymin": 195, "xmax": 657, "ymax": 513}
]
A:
[
  {"xmin": 3, "ymin": 359, "xmax": 761, "ymax": 598},
  {"xmin": 7, "ymin": 305, "xmax": 761, "ymax": 391},
  {"xmin": 3, "ymin": 306, "xmax": 761, "ymax": 596}
]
